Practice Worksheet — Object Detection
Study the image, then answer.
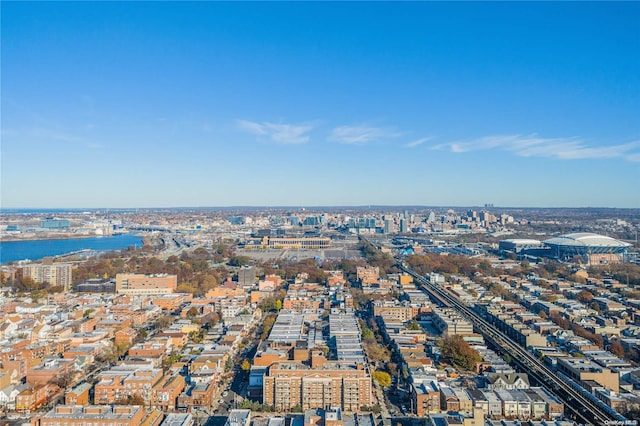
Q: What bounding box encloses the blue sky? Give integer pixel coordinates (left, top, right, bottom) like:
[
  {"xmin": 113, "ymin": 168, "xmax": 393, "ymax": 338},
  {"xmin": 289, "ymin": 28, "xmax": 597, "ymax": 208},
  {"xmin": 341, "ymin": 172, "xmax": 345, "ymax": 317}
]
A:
[{"xmin": 2, "ymin": 2, "xmax": 639, "ymax": 208}]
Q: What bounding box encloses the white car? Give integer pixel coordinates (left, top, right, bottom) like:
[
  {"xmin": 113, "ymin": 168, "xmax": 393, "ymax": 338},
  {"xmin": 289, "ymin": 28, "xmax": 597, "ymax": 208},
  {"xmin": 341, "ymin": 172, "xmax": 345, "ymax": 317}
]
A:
[
  {"xmin": 218, "ymin": 399, "xmax": 225, "ymax": 404},
  {"xmin": 222, "ymin": 391, "xmax": 229, "ymax": 397}
]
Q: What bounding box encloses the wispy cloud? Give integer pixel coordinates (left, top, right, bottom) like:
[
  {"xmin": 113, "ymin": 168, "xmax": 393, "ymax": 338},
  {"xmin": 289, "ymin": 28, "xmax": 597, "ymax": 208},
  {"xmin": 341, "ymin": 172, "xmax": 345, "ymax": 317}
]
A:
[
  {"xmin": 3, "ymin": 127, "xmax": 103, "ymax": 149},
  {"xmin": 31, "ymin": 128, "xmax": 83, "ymax": 143},
  {"xmin": 405, "ymin": 137, "xmax": 433, "ymax": 148},
  {"xmin": 329, "ymin": 125, "xmax": 401, "ymax": 144},
  {"xmin": 431, "ymin": 134, "xmax": 640, "ymax": 162},
  {"xmin": 237, "ymin": 119, "xmax": 313, "ymax": 144}
]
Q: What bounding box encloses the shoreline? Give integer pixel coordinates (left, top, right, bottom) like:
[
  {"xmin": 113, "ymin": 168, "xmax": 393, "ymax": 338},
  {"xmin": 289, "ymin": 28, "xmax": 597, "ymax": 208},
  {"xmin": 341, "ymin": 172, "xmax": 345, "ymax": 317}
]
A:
[
  {"xmin": 0, "ymin": 233, "xmax": 132, "ymax": 243},
  {"xmin": 0, "ymin": 233, "xmax": 146, "ymax": 265}
]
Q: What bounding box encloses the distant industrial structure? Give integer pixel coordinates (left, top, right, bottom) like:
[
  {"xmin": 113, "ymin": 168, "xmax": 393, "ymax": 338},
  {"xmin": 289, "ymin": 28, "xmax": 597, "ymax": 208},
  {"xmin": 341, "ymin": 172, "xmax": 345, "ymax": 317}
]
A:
[{"xmin": 40, "ymin": 218, "xmax": 70, "ymax": 229}]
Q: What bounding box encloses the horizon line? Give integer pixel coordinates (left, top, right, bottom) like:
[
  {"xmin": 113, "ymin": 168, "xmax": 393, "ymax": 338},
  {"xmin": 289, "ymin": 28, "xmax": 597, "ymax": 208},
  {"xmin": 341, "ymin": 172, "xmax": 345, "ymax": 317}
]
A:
[{"xmin": 2, "ymin": 205, "xmax": 639, "ymax": 211}]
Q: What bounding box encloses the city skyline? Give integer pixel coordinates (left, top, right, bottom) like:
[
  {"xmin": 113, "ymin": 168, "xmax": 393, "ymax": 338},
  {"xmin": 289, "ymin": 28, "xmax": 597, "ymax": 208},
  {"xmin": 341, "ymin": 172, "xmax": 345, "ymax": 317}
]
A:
[{"xmin": 2, "ymin": 2, "xmax": 639, "ymax": 209}]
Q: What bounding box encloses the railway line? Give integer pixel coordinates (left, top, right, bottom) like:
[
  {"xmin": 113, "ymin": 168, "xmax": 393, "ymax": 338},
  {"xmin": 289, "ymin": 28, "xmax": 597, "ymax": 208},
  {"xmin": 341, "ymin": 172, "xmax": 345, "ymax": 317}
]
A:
[{"xmin": 398, "ymin": 261, "xmax": 626, "ymax": 425}]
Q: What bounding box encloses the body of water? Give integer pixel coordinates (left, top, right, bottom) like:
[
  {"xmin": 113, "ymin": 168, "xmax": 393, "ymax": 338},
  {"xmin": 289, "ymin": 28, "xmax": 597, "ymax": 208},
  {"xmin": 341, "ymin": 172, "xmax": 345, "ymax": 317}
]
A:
[{"xmin": 0, "ymin": 233, "xmax": 144, "ymax": 264}]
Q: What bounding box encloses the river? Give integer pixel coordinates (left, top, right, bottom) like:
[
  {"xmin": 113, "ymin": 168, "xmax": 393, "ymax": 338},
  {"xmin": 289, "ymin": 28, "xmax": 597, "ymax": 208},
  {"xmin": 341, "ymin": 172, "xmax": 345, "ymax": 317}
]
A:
[{"xmin": 0, "ymin": 233, "xmax": 144, "ymax": 264}]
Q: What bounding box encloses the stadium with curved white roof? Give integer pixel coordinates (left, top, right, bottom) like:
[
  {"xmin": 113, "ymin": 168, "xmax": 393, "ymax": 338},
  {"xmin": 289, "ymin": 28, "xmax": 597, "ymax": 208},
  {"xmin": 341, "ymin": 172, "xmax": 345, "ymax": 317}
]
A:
[{"xmin": 543, "ymin": 232, "xmax": 632, "ymax": 264}]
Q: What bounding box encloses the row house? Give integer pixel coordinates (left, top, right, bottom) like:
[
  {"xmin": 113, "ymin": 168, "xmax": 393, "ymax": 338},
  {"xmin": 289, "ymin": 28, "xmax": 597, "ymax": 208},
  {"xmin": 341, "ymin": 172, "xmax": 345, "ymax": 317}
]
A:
[
  {"xmin": 26, "ymin": 358, "xmax": 76, "ymax": 387},
  {"xmin": 32, "ymin": 405, "xmax": 161, "ymax": 426},
  {"xmin": 485, "ymin": 373, "xmax": 530, "ymax": 390},
  {"xmin": 412, "ymin": 379, "xmax": 440, "ymax": 416},
  {"xmin": 15, "ymin": 383, "xmax": 57, "ymax": 411},
  {"xmin": 152, "ymin": 374, "xmax": 186, "ymax": 411},
  {"xmin": 94, "ymin": 367, "xmax": 163, "ymax": 404},
  {"xmin": 64, "ymin": 382, "xmax": 91, "ymax": 405},
  {"xmin": 177, "ymin": 382, "xmax": 215, "ymax": 410}
]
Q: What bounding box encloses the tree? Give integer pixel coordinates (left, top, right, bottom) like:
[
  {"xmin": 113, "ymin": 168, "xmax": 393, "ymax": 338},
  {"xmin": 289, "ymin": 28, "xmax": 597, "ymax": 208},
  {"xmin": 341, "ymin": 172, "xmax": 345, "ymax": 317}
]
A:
[
  {"xmin": 135, "ymin": 328, "xmax": 148, "ymax": 343},
  {"xmin": 154, "ymin": 315, "xmax": 174, "ymax": 330},
  {"xmin": 406, "ymin": 320, "xmax": 421, "ymax": 331},
  {"xmin": 576, "ymin": 290, "xmax": 593, "ymax": 303},
  {"xmin": 364, "ymin": 341, "xmax": 391, "ymax": 363},
  {"xmin": 50, "ymin": 371, "xmax": 77, "ymax": 389},
  {"xmin": 361, "ymin": 326, "xmax": 375, "ymax": 341},
  {"xmin": 225, "ymin": 357, "xmax": 234, "ymax": 372},
  {"xmin": 438, "ymin": 335, "xmax": 482, "ymax": 371},
  {"xmin": 228, "ymin": 256, "xmax": 250, "ymax": 267},
  {"xmin": 541, "ymin": 293, "xmax": 559, "ymax": 303},
  {"xmin": 260, "ymin": 316, "xmax": 276, "ymax": 340},
  {"xmin": 610, "ymin": 341, "xmax": 625, "ymax": 358},
  {"xmin": 115, "ymin": 392, "xmax": 145, "ymax": 406},
  {"xmin": 241, "ymin": 359, "xmax": 251, "ymax": 371},
  {"xmin": 30, "ymin": 289, "xmax": 47, "ymax": 302},
  {"xmin": 189, "ymin": 330, "xmax": 204, "ymax": 344},
  {"xmin": 387, "ymin": 362, "xmax": 399, "ymax": 378},
  {"xmin": 372, "ymin": 370, "xmax": 392, "ymax": 388}
]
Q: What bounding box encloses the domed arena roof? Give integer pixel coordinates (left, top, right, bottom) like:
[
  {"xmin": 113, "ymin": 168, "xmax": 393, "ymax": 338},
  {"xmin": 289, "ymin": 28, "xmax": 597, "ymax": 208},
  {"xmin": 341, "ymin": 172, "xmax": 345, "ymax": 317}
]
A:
[{"xmin": 543, "ymin": 233, "xmax": 632, "ymax": 248}]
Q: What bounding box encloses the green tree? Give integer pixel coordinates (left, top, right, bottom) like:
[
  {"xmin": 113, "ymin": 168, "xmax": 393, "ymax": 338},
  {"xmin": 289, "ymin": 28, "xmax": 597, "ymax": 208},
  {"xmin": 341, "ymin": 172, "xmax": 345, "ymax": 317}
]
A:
[
  {"xmin": 241, "ymin": 359, "xmax": 251, "ymax": 371},
  {"xmin": 228, "ymin": 256, "xmax": 250, "ymax": 267},
  {"xmin": 189, "ymin": 330, "xmax": 205, "ymax": 344},
  {"xmin": 260, "ymin": 316, "xmax": 276, "ymax": 340},
  {"xmin": 361, "ymin": 326, "xmax": 375, "ymax": 341},
  {"xmin": 135, "ymin": 328, "xmax": 148, "ymax": 343},
  {"xmin": 406, "ymin": 320, "xmax": 421, "ymax": 331},
  {"xmin": 372, "ymin": 370, "xmax": 392, "ymax": 388}
]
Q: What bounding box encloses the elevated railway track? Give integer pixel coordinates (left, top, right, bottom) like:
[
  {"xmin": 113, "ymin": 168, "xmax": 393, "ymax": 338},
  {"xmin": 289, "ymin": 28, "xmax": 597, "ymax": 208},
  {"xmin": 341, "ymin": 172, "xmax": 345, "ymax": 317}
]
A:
[{"xmin": 398, "ymin": 261, "xmax": 625, "ymax": 425}]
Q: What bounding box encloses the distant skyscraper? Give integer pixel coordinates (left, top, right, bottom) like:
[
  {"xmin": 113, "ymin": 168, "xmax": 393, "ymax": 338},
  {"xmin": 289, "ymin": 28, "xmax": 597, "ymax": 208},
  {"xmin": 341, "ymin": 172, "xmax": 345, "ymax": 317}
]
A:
[
  {"xmin": 384, "ymin": 219, "xmax": 394, "ymax": 234},
  {"xmin": 400, "ymin": 218, "xmax": 408, "ymax": 233}
]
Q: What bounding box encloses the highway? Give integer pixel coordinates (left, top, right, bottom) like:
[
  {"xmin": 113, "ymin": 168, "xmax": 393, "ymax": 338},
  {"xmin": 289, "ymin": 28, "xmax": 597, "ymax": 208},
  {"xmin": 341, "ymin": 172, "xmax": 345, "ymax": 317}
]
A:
[{"xmin": 398, "ymin": 261, "xmax": 626, "ymax": 425}]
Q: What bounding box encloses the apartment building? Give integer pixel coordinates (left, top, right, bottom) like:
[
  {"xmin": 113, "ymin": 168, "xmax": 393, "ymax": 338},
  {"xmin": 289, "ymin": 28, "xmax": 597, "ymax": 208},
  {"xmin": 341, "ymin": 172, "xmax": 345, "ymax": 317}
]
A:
[
  {"xmin": 556, "ymin": 357, "xmax": 619, "ymax": 391},
  {"xmin": 21, "ymin": 262, "xmax": 72, "ymax": 291},
  {"xmin": 115, "ymin": 273, "xmax": 177, "ymax": 295},
  {"xmin": 263, "ymin": 361, "xmax": 372, "ymax": 412},
  {"xmin": 372, "ymin": 301, "xmax": 416, "ymax": 321},
  {"xmin": 412, "ymin": 379, "xmax": 440, "ymax": 416},
  {"xmin": 356, "ymin": 266, "xmax": 379, "ymax": 284},
  {"xmin": 94, "ymin": 367, "xmax": 164, "ymax": 404},
  {"xmin": 64, "ymin": 382, "xmax": 91, "ymax": 405},
  {"xmin": 26, "ymin": 358, "xmax": 76, "ymax": 387},
  {"xmin": 432, "ymin": 307, "xmax": 473, "ymax": 336},
  {"xmin": 152, "ymin": 374, "xmax": 185, "ymax": 411},
  {"xmin": 33, "ymin": 405, "xmax": 149, "ymax": 426}
]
